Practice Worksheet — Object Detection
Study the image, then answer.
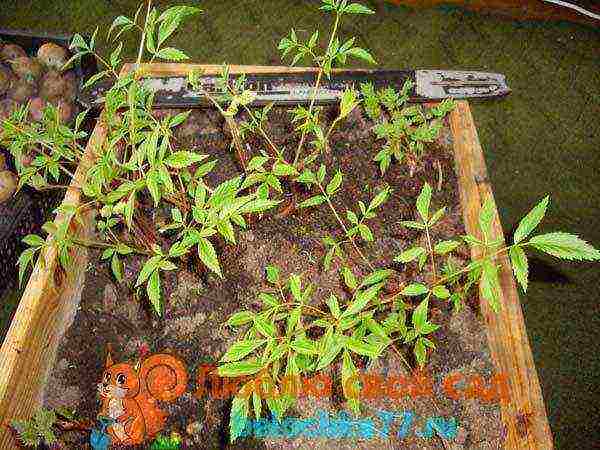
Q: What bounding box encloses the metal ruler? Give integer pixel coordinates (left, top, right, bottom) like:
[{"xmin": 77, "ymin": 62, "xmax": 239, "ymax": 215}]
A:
[{"xmin": 79, "ymin": 69, "xmax": 510, "ymax": 108}]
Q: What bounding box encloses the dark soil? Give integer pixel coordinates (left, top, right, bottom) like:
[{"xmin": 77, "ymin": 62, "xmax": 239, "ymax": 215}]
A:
[{"xmin": 42, "ymin": 104, "xmax": 504, "ymax": 449}]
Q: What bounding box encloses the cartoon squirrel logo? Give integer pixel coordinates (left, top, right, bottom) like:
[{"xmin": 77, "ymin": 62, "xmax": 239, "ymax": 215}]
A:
[{"xmin": 97, "ymin": 348, "xmax": 188, "ymax": 446}]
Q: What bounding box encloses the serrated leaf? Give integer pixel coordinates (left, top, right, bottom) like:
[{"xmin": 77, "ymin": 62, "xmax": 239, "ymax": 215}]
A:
[
  {"xmin": 509, "ymin": 246, "xmax": 529, "ymax": 292},
  {"xmin": 346, "ymin": 47, "xmax": 377, "ymax": 65},
  {"xmin": 254, "ymin": 316, "xmax": 276, "ymax": 338},
  {"xmin": 342, "ymin": 282, "xmax": 382, "ymax": 317},
  {"xmin": 298, "ymin": 195, "xmax": 326, "ymax": 208},
  {"xmin": 229, "ymin": 393, "xmax": 249, "ymax": 442},
  {"xmin": 416, "ymin": 182, "xmax": 432, "ymax": 221},
  {"xmin": 227, "ymin": 311, "xmax": 254, "ymax": 326},
  {"xmin": 528, "ymin": 232, "xmax": 600, "ymax": 261},
  {"xmin": 147, "ymin": 271, "xmax": 161, "ymax": 315},
  {"xmin": 266, "ymin": 265, "xmax": 280, "ymax": 284},
  {"xmin": 402, "ymin": 283, "xmax": 429, "ymax": 296},
  {"xmin": 326, "ymin": 171, "xmax": 343, "ymax": 196},
  {"xmin": 341, "ymin": 266, "xmax": 357, "ymax": 290},
  {"xmin": 412, "ymin": 297, "xmax": 429, "ymax": 330},
  {"xmin": 394, "ymin": 246, "xmax": 425, "ymax": 263},
  {"xmin": 197, "ymin": 238, "xmax": 222, "ymax": 277},
  {"xmin": 432, "ymin": 285, "xmax": 450, "ymax": 299},
  {"xmin": 221, "ymin": 340, "xmax": 267, "ymax": 363},
  {"xmin": 514, "ymin": 196, "xmax": 549, "ymax": 244},
  {"xmin": 360, "ymin": 269, "xmax": 393, "ymax": 287},
  {"xmin": 326, "ymin": 294, "xmax": 341, "ymax": 318},
  {"xmin": 156, "ymin": 47, "xmax": 189, "ymax": 61},
  {"xmin": 272, "ymin": 162, "xmax": 297, "ymax": 177},
  {"xmin": 346, "ymin": 337, "xmax": 381, "ymax": 358},
  {"xmin": 219, "ymin": 361, "xmax": 264, "ymax": 377},
  {"xmin": 164, "ymin": 151, "xmax": 208, "ymax": 168},
  {"xmin": 342, "ymin": 351, "xmax": 360, "ymax": 415},
  {"xmin": 479, "ymin": 197, "xmax": 495, "ymax": 240},
  {"xmin": 434, "ymin": 240, "xmax": 460, "ymax": 255},
  {"xmin": 315, "ymin": 334, "xmax": 344, "ymax": 370},
  {"xmin": 291, "ymin": 337, "xmax": 318, "ymax": 355}
]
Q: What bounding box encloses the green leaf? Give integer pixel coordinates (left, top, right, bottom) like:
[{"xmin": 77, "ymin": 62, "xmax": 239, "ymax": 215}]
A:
[
  {"xmin": 220, "ymin": 340, "xmax": 267, "ymax": 363},
  {"xmin": 156, "ymin": 47, "xmax": 189, "ymax": 61},
  {"xmin": 197, "ymin": 238, "xmax": 222, "ymax": 277},
  {"xmin": 366, "ymin": 317, "xmax": 391, "ymax": 343},
  {"xmin": 326, "ymin": 171, "xmax": 343, "ymax": 196},
  {"xmin": 342, "ymin": 351, "xmax": 360, "ymax": 415},
  {"xmin": 254, "ymin": 316, "xmax": 276, "ymax": 338},
  {"xmin": 229, "ymin": 393, "xmax": 249, "ymax": 443},
  {"xmin": 402, "ymin": 283, "xmax": 429, "ymax": 296},
  {"xmin": 432, "ymin": 285, "xmax": 450, "ymax": 299},
  {"xmin": 346, "ymin": 337, "xmax": 381, "ymax": 358},
  {"xmin": 315, "ymin": 334, "xmax": 344, "ymax": 370},
  {"xmin": 434, "ymin": 240, "xmax": 460, "ymax": 255},
  {"xmin": 528, "ymin": 232, "xmax": 600, "ymax": 261},
  {"xmin": 326, "ymin": 294, "xmax": 340, "ymax": 318},
  {"xmin": 17, "ymin": 248, "xmax": 35, "ymax": 287},
  {"xmin": 272, "ymin": 162, "xmax": 297, "ymax": 177},
  {"xmin": 147, "ymin": 271, "xmax": 162, "ymax": 315},
  {"xmin": 368, "ymin": 186, "xmax": 390, "ymax": 210},
  {"xmin": 227, "ymin": 311, "xmax": 254, "ymax": 326},
  {"xmin": 343, "ymin": 283, "xmax": 382, "ymax": 317},
  {"xmin": 135, "ymin": 255, "xmax": 162, "ymax": 287},
  {"xmin": 22, "ymin": 234, "xmax": 45, "ymax": 247},
  {"xmin": 358, "ymin": 224, "xmax": 373, "ymax": 241},
  {"xmin": 219, "ymin": 361, "xmax": 264, "ymax": 377},
  {"xmin": 239, "ymin": 198, "xmax": 280, "ymax": 214},
  {"xmin": 111, "ymin": 254, "xmax": 124, "ymax": 282},
  {"xmin": 164, "ymin": 151, "xmax": 208, "ymax": 168},
  {"xmin": 146, "ymin": 169, "xmax": 161, "ymax": 207},
  {"xmin": 259, "ymin": 292, "xmax": 279, "ymax": 307},
  {"xmin": 412, "ymin": 297, "xmax": 429, "ymax": 330},
  {"xmin": 400, "ymin": 220, "xmax": 425, "ymax": 230},
  {"xmin": 480, "ymin": 259, "xmax": 501, "ymax": 312},
  {"xmin": 416, "ymin": 182, "xmax": 432, "ymax": 221},
  {"xmin": 509, "ymin": 246, "xmax": 529, "ymax": 292},
  {"xmin": 266, "ymin": 265, "xmax": 280, "ymax": 284},
  {"xmin": 479, "ymin": 197, "xmax": 495, "ymax": 240},
  {"xmin": 291, "ymin": 337, "xmax": 318, "ymax": 355},
  {"xmin": 414, "ymin": 337, "xmax": 427, "ymax": 367},
  {"xmin": 346, "ymin": 47, "xmax": 377, "ymax": 65},
  {"xmin": 360, "ymin": 269, "xmax": 393, "ymax": 287},
  {"xmin": 341, "ymin": 267, "xmax": 357, "ymax": 290},
  {"xmin": 394, "ymin": 246, "xmax": 425, "ymax": 263},
  {"xmin": 289, "ymin": 274, "xmax": 302, "ymax": 301},
  {"xmin": 344, "ymin": 3, "xmax": 375, "ymax": 14},
  {"xmin": 513, "ymin": 196, "xmax": 549, "ymax": 244},
  {"xmin": 298, "ymin": 195, "xmax": 326, "ymax": 208}
]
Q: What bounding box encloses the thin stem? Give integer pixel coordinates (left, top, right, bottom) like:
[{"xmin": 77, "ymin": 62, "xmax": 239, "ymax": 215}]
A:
[
  {"xmin": 293, "ymin": 11, "xmax": 340, "ymax": 165},
  {"xmin": 424, "ymin": 223, "xmax": 437, "ymax": 283},
  {"xmin": 317, "ymin": 182, "xmax": 375, "ymax": 271},
  {"xmin": 136, "ymin": 0, "xmax": 152, "ymax": 68}
]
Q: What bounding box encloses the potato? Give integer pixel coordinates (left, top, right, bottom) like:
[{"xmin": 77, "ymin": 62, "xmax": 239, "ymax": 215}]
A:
[
  {"xmin": 9, "ymin": 79, "xmax": 37, "ymax": 103},
  {"xmin": 0, "ymin": 44, "xmax": 27, "ymax": 62},
  {"xmin": 39, "ymin": 69, "xmax": 66, "ymax": 102},
  {"xmin": 0, "ymin": 98, "xmax": 18, "ymax": 120},
  {"xmin": 28, "ymin": 97, "xmax": 47, "ymax": 121},
  {"xmin": 10, "ymin": 56, "xmax": 44, "ymax": 83},
  {"xmin": 37, "ymin": 42, "xmax": 68, "ymax": 70},
  {"xmin": 56, "ymin": 99, "xmax": 74, "ymax": 123},
  {"xmin": 0, "ymin": 64, "xmax": 14, "ymax": 96},
  {"xmin": 59, "ymin": 70, "xmax": 78, "ymax": 100},
  {"xmin": 0, "ymin": 170, "xmax": 17, "ymax": 203}
]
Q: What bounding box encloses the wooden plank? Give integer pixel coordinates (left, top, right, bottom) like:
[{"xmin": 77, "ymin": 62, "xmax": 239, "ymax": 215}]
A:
[
  {"xmin": 0, "ymin": 121, "xmax": 105, "ymax": 448},
  {"xmin": 0, "ymin": 65, "xmax": 553, "ymax": 449},
  {"xmin": 450, "ymin": 100, "xmax": 553, "ymax": 449}
]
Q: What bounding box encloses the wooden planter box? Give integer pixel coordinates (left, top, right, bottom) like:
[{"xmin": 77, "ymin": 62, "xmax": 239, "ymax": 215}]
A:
[{"xmin": 0, "ymin": 64, "xmax": 553, "ymax": 449}]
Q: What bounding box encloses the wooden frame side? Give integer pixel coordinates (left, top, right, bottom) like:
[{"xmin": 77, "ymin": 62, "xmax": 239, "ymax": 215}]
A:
[
  {"xmin": 450, "ymin": 100, "xmax": 553, "ymax": 449},
  {"xmin": 0, "ymin": 122, "xmax": 105, "ymax": 448},
  {"xmin": 0, "ymin": 65, "xmax": 553, "ymax": 449}
]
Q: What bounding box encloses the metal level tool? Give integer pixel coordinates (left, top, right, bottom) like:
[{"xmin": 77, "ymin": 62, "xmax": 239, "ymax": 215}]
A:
[{"xmin": 79, "ymin": 69, "xmax": 510, "ymax": 108}]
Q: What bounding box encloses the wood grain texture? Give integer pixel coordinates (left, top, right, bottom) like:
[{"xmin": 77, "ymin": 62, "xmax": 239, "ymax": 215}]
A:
[
  {"xmin": 0, "ymin": 66, "xmax": 552, "ymax": 449},
  {"xmin": 0, "ymin": 121, "xmax": 105, "ymax": 448},
  {"xmin": 450, "ymin": 100, "xmax": 553, "ymax": 449}
]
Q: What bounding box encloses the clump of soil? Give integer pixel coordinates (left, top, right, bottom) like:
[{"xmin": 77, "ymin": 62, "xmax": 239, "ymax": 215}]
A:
[{"xmin": 42, "ymin": 104, "xmax": 504, "ymax": 449}]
